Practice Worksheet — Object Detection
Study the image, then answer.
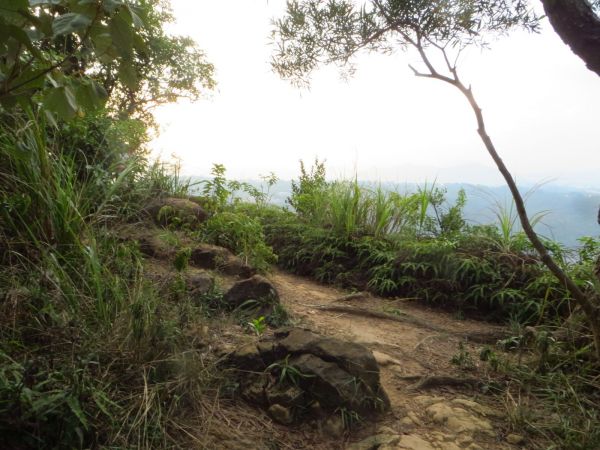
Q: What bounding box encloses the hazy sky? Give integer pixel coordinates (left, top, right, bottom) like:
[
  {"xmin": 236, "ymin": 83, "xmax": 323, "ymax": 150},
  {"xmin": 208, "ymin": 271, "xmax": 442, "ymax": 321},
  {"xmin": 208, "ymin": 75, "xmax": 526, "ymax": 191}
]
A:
[{"xmin": 151, "ymin": 0, "xmax": 600, "ymax": 188}]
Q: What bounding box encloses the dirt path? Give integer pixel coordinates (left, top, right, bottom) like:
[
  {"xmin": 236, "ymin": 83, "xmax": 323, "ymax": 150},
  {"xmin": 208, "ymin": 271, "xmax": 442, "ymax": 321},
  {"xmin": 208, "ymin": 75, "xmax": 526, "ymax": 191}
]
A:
[{"xmin": 269, "ymin": 269, "xmax": 525, "ymax": 450}]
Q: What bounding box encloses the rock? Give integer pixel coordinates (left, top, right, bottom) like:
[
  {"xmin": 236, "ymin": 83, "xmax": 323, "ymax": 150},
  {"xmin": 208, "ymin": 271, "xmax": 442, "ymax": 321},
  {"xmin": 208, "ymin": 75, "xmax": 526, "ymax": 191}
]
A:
[
  {"xmin": 261, "ymin": 328, "xmax": 389, "ymax": 413},
  {"xmin": 506, "ymin": 433, "xmax": 525, "ymax": 445},
  {"xmin": 347, "ymin": 433, "xmax": 401, "ymax": 450},
  {"xmin": 322, "ymin": 415, "xmax": 345, "ymax": 438},
  {"xmin": 400, "ymin": 411, "xmax": 423, "ymax": 427},
  {"xmin": 308, "ymin": 401, "xmax": 325, "ymax": 418},
  {"xmin": 425, "ymin": 401, "xmax": 494, "ymax": 436},
  {"xmin": 223, "ymin": 275, "xmax": 279, "ymax": 311},
  {"xmin": 190, "ymin": 244, "xmax": 254, "ymax": 277},
  {"xmin": 397, "ymin": 434, "xmax": 436, "ymax": 450},
  {"xmin": 268, "ymin": 404, "xmax": 293, "ymax": 425},
  {"xmin": 228, "ymin": 327, "xmax": 390, "ymax": 425},
  {"xmin": 265, "ymin": 384, "xmax": 304, "ymax": 407},
  {"xmin": 267, "ymin": 328, "xmax": 383, "ymax": 388},
  {"xmin": 289, "ymin": 353, "xmax": 376, "ymax": 413},
  {"xmin": 186, "ymin": 271, "xmax": 214, "ymax": 295},
  {"xmin": 145, "ymin": 197, "xmax": 208, "ymax": 227},
  {"xmin": 241, "ymin": 375, "xmax": 268, "ymax": 406},
  {"xmin": 228, "ymin": 343, "xmax": 266, "ymax": 372},
  {"xmin": 451, "ymin": 398, "xmax": 499, "ymax": 417}
]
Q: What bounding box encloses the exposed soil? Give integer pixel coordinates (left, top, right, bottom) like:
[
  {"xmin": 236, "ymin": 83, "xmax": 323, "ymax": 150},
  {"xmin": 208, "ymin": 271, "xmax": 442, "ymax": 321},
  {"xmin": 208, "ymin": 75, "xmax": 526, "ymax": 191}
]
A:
[
  {"xmin": 265, "ymin": 269, "xmax": 523, "ymax": 450},
  {"xmin": 126, "ymin": 223, "xmax": 528, "ymax": 449}
]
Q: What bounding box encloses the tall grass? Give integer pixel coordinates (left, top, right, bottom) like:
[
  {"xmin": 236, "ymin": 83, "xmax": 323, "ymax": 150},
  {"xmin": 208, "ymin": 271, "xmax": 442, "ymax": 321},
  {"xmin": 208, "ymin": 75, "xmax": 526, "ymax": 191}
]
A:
[
  {"xmin": 0, "ymin": 111, "xmax": 222, "ymax": 448},
  {"xmin": 291, "ymin": 177, "xmax": 445, "ymax": 239}
]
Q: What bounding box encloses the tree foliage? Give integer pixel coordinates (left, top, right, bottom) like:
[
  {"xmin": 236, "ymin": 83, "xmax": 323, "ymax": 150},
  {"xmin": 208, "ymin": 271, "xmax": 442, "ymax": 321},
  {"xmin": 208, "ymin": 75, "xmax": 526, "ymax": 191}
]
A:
[
  {"xmin": 272, "ymin": 0, "xmax": 539, "ymax": 86},
  {"xmin": 0, "ymin": 0, "xmax": 214, "ymax": 122}
]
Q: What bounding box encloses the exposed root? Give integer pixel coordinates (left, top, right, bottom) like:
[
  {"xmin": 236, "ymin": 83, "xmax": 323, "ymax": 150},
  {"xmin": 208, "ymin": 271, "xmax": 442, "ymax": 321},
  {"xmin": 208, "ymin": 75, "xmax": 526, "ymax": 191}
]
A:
[
  {"xmin": 396, "ymin": 375, "xmax": 481, "ymax": 391},
  {"xmin": 312, "ymin": 304, "xmax": 509, "ymax": 344},
  {"xmin": 333, "ymin": 292, "xmax": 372, "ymax": 302}
]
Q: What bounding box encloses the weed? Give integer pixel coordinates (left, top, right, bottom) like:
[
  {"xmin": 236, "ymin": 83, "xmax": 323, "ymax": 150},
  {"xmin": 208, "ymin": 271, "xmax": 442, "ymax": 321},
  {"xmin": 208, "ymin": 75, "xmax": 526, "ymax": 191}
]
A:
[
  {"xmin": 173, "ymin": 248, "xmax": 192, "ymax": 272},
  {"xmin": 336, "ymin": 407, "xmax": 362, "ymax": 430},
  {"xmin": 247, "ymin": 316, "xmax": 267, "ymax": 336},
  {"xmin": 266, "ymin": 355, "xmax": 315, "ymax": 386},
  {"xmin": 451, "ymin": 342, "xmax": 476, "ymax": 371}
]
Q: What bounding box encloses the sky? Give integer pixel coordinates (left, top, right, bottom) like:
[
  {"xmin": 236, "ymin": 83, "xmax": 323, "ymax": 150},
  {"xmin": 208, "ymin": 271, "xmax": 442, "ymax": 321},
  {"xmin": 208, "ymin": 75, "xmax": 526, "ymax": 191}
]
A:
[{"xmin": 150, "ymin": 0, "xmax": 600, "ymax": 189}]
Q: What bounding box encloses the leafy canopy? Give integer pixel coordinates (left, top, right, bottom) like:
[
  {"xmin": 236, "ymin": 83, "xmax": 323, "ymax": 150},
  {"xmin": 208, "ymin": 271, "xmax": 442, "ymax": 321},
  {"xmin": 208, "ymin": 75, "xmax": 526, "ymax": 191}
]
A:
[
  {"xmin": 0, "ymin": 0, "xmax": 214, "ymax": 121},
  {"xmin": 272, "ymin": 0, "xmax": 540, "ymax": 86}
]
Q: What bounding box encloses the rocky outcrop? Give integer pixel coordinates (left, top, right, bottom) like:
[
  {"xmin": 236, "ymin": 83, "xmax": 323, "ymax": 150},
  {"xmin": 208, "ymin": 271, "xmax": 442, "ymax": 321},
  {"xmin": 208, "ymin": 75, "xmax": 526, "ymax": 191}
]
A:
[
  {"xmin": 224, "ymin": 275, "xmax": 278, "ymax": 308},
  {"xmin": 227, "ymin": 327, "xmax": 389, "ymax": 426},
  {"xmin": 190, "ymin": 244, "xmax": 254, "ymax": 278},
  {"xmin": 145, "ymin": 197, "xmax": 208, "ymax": 227},
  {"xmin": 185, "ymin": 270, "xmax": 214, "ymax": 296}
]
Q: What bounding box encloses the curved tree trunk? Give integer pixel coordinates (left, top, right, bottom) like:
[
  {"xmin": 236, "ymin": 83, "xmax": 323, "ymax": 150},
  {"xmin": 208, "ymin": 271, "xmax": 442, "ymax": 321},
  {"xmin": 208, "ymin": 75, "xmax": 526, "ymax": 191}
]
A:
[{"xmin": 541, "ymin": 0, "xmax": 600, "ymax": 77}]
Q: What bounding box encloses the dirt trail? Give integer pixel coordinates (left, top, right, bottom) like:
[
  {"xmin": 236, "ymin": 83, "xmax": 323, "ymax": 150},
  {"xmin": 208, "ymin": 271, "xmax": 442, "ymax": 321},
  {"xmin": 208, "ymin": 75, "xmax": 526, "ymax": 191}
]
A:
[{"xmin": 268, "ymin": 269, "xmax": 524, "ymax": 450}]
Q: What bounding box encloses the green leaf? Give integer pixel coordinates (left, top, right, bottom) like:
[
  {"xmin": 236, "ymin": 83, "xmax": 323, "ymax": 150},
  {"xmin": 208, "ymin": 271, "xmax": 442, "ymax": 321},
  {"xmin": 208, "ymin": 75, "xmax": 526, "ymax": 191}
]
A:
[
  {"xmin": 126, "ymin": 4, "xmax": 144, "ymax": 28},
  {"xmin": 109, "ymin": 10, "xmax": 133, "ymax": 58},
  {"xmin": 52, "ymin": 13, "xmax": 92, "ymax": 36},
  {"xmin": 43, "ymin": 86, "xmax": 79, "ymax": 120},
  {"xmin": 66, "ymin": 395, "xmax": 89, "ymax": 429},
  {"xmin": 102, "ymin": 0, "xmax": 122, "ymax": 14},
  {"xmin": 118, "ymin": 62, "xmax": 137, "ymax": 90},
  {"xmin": 0, "ymin": 0, "xmax": 28, "ymax": 12},
  {"xmin": 90, "ymin": 23, "xmax": 114, "ymax": 54},
  {"xmin": 75, "ymin": 79, "xmax": 107, "ymax": 111}
]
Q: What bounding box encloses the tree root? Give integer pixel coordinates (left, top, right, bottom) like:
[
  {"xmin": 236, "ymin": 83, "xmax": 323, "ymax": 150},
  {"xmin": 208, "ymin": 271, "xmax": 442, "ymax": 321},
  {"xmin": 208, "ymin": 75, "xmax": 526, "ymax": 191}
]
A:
[
  {"xmin": 313, "ymin": 304, "xmax": 509, "ymax": 344},
  {"xmin": 396, "ymin": 375, "xmax": 481, "ymax": 391}
]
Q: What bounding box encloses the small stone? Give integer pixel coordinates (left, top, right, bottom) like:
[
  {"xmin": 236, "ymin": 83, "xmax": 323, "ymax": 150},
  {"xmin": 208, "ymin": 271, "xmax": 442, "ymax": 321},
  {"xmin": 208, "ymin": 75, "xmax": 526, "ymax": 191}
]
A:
[
  {"xmin": 268, "ymin": 403, "xmax": 293, "ymax": 425},
  {"xmin": 506, "ymin": 434, "xmax": 525, "ymax": 445},
  {"xmin": 322, "ymin": 415, "xmax": 345, "ymax": 438},
  {"xmin": 407, "ymin": 411, "xmax": 424, "ymax": 426},
  {"xmin": 400, "ymin": 416, "xmax": 413, "ymax": 425},
  {"xmin": 308, "ymin": 401, "xmax": 325, "ymax": 418},
  {"xmin": 373, "ymin": 350, "xmax": 402, "ymax": 367}
]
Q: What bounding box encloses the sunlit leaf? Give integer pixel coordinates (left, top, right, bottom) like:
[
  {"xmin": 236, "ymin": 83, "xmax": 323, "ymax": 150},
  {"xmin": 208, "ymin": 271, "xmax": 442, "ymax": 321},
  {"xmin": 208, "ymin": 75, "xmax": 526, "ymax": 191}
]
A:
[
  {"xmin": 52, "ymin": 13, "xmax": 92, "ymax": 36},
  {"xmin": 43, "ymin": 86, "xmax": 79, "ymax": 120},
  {"xmin": 118, "ymin": 62, "xmax": 137, "ymax": 90}
]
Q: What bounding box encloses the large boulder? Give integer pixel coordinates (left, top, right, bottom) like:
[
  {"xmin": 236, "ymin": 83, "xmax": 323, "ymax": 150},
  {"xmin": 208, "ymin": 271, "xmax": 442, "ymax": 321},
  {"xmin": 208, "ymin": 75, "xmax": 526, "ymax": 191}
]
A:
[
  {"xmin": 227, "ymin": 327, "xmax": 390, "ymax": 426},
  {"xmin": 190, "ymin": 244, "xmax": 254, "ymax": 278},
  {"xmin": 223, "ymin": 275, "xmax": 279, "ymax": 310},
  {"xmin": 145, "ymin": 197, "xmax": 208, "ymax": 227}
]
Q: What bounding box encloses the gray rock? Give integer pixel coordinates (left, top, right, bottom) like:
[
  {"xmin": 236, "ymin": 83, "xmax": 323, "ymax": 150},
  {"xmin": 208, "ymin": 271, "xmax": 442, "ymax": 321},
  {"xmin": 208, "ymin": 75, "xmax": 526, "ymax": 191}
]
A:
[
  {"xmin": 190, "ymin": 244, "xmax": 254, "ymax": 277},
  {"xmin": 228, "ymin": 343, "xmax": 266, "ymax": 372},
  {"xmin": 267, "ymin": 328, "xmax": 385, "ymax": 397},
  {"xmin": 229, "ymin": 327, "xmax": 389, "ymax": 423},
  {"xmin": 223, "ymin": 275, "xmax": 279, "ymax": 311},
  {"xmin": 186, "ymin": 271, "xmax": 214, "ymax": 295}
]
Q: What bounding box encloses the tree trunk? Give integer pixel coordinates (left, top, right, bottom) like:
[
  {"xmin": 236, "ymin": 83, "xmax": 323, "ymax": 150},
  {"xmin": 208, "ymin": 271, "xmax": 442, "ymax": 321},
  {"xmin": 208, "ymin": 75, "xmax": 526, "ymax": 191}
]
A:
[{"xmin": 541, "ymin": 0, "xmax": 600, "ymax": 77}]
